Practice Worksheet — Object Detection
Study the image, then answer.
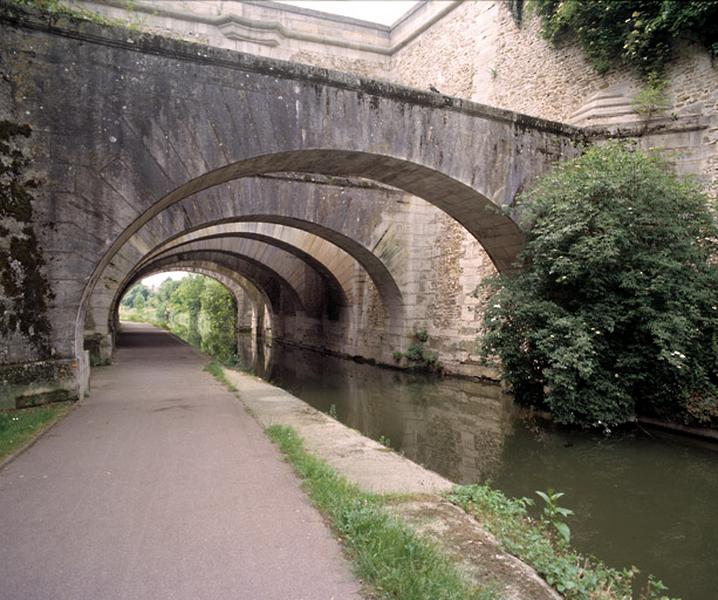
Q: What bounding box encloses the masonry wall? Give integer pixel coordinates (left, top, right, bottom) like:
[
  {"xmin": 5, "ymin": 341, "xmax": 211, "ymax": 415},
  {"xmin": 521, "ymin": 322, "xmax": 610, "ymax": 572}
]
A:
[
  {"xmin": 70, "ymin": 0, "xmax": 718, "ymax": 194},
  {"xmin": 389, "ymin": 2, "xmax": 718, "ymax": 194}
]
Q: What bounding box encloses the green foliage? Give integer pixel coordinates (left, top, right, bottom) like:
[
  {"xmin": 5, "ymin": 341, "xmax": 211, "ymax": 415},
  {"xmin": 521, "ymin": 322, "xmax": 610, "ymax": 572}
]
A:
[
  {"xmin": 171, "ymin": 275, "xmax": 205, "ymax": 347},
  {"xmin": 533, "ymin": 0, "xmax": 718, "ymax": 78},
  {"xmin": 328, "ymin": 403, "xmax": 338, "ymax": 419},
  {"xmin": 395, "ymin": 328, "xmax": 442, "ymax": 372},
  {"xmin": 632, "ymin": 72, "xmax": 671, "ymax": 118},
  {"xmin": 0, "ymin": 403, "xmax": 71, "ymax": 459},
  {"xmin": 479, "ymin": 143, "xmax": 718, "ymax": 428},
  {"xmin": 266, "ymin": 425, "xmax": 499, "ymax": 600},
  {"xmin": 377, "ymin": 434, "xmax": 392, "ymax": 448},
  {"xmin": 447, "ymin": 484, "xmax": 678, "ymax": 600},
  {"xmin": 120, "ymin": 283, "xmax": 150, "ymax": 308},
  {"xmin": 120, "ymin": 274, "xmax": 238, "ymax": 366},
  {"xmin": 535, "ymin": 489, "xmax": 574, "ymax": 544},
  {"xmin": 199, "ymin": 279, "xmax": 238, "ymax": 364},
  {"xmin": 153, "ymin": 277, "xmax": 180, "ymax": 325}
]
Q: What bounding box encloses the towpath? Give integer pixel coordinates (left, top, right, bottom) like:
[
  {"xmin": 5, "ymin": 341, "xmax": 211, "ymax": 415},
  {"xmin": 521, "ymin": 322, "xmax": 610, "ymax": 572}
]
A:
[{"xmin": 0, "ymin": 322, "xmax": 361, "ymax": 600}]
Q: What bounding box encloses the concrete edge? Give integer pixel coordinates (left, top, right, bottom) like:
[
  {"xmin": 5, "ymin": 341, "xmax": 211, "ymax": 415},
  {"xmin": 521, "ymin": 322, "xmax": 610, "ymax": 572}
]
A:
[{"xmin": 221, "ymin": 365, "xmax": 561, "ymax": 600}]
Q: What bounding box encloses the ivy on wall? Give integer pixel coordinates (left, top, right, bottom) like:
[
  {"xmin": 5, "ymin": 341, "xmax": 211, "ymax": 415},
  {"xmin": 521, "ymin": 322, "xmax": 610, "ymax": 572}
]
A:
[{"xmin": 524, "ymin": 0, "xmax": 718, "ymax": 79}]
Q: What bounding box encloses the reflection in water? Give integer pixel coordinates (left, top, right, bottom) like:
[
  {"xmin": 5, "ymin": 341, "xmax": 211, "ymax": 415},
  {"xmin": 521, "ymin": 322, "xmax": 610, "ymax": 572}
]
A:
[{"xmin": 239, "ymin": 334, "xmax": 718, "ymax": 600}]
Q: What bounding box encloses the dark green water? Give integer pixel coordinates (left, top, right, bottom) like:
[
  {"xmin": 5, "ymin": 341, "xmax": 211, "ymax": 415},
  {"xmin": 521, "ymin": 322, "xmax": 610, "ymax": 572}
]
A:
[{"xmin": 239, "ymin": 336, "xmax": 718, "ymax": 600}]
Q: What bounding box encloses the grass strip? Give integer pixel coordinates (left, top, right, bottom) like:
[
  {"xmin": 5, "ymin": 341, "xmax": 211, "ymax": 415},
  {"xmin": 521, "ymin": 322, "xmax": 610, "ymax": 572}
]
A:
[
  {"xmin": 266, "ymin": 424, "xmax": 498, "ymax": 600},
  {"xmin": 203, "ymin": 361, "xmax": 238, "ymax": 392},
  {"xmin": 0, "ymin": 402, "xmax": 72, "ymax": 461},
  {"xmin": 446, "ymin": 485, "xmax": 677, "ymax": 600}
]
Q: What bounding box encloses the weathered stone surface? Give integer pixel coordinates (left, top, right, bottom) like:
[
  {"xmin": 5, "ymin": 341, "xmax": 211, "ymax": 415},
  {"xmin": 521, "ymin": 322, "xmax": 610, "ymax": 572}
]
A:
[{"xmin": 0, "ymin": 2, "xmax": 583, "ymax": 404}]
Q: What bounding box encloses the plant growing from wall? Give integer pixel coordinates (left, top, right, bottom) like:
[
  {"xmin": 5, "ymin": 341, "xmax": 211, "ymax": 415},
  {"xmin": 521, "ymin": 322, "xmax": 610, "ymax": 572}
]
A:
[
  {"xmin": 394, "ymin": 329, "xmax": 442, "ymax": 372},
  {"xmin": 479, "ymin": 143, "xmax": 718, "ymax": 429},
  {"xmin": 631, "ymin": 73, "xmax": 671, "ymax": 120}
]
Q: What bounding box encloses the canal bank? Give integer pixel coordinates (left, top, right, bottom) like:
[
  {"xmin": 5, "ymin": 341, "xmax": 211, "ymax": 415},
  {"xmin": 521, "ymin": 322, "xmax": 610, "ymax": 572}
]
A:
[
  {"xmin": 220, "ymin": 365, "xmax": 560, "ymax": 600},
  {"xmin": 236, "ymin": 337, "xmax": 718, "ymax": 600}
]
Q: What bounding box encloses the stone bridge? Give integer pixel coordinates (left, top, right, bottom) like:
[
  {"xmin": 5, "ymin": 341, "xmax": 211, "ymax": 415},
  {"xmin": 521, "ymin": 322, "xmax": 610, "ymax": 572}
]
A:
[{"xmin": 0, "ymin": 4, "xmax": 584, "ymax": 407}]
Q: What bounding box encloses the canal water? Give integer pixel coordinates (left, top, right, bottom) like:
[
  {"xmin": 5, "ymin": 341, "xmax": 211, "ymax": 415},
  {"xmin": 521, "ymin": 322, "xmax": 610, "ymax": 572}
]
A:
[{"xmin": 238, "ymin": 336, "xmax": 718, "ymax": 600}]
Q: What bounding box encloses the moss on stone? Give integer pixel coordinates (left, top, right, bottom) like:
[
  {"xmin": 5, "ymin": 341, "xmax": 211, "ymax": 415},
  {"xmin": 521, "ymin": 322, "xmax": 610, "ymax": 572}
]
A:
[
  {"xmin": 0, "ymin": 359, "xmax": 74, "ymax": 386},
  {"xmin": 0, "ymin": 119, "xmax": 54, "ymax": 357},
  {"xmin": 15, "ymin": 387, "xmax": 74, "ymax": 408}
]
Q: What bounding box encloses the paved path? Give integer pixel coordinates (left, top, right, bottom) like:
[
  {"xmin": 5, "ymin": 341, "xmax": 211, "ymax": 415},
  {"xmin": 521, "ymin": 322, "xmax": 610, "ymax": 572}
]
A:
[{"xmin": 0, "ymin": 323, "xmax": 361, "ymax": 600}]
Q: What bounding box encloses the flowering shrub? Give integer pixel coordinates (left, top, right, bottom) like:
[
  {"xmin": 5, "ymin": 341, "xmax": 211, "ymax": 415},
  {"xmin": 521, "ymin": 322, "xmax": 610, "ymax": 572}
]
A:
[{"xmin": 480, "ymin": 144, "xmax": 718, "ymax": 428}]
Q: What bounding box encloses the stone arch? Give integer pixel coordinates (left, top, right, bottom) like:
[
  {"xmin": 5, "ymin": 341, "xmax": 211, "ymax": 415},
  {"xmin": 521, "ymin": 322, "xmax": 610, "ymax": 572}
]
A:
[
  {"xmin": 88, "ymin": 175, "xmax": 415, "ymax": 354},
  {"xmin": 129, "ymin": 250, "xmax": 306, "ymax": 319},
  {"xmin": 75, "ymin": 150, "xmax": 534, "ymax": 358},
  {"xmin": 138, "ymin": 237, "xmax": 340, "ymax": 319},
  {"xmin": 138, "ymin": 231, "xmax": 350, "ymax": 314},
  {"xmin": 114, "ymin": 264, "xmax": 269, "ymax": 336},
  {"xmin": 137, "ymin": 214, "xmax": 405, "ymax": 316}
]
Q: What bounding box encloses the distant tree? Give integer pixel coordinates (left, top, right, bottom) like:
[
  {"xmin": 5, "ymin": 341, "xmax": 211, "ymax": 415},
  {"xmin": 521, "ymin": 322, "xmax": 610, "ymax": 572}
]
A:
[
  {"xmin": 121, "ymin": 283, "xmax": 150, "ymax": 308},
  {"xmin": 480, "ymin": 143, "xmax": 718, "ymax": 428},
  {"xmin": 133, "ymin": 293, "xmax": 145, "ymax": 312},
  {"xmin": 200, "ymin": 279, "xmax": 237, "ymax": 364},
  {"xmin": 170, "ymin": 276, "xmax": 206, "ymax": 347},
  {"xmin": 154, "ymin": 277, "xmax": 181, "ymax": 325}
]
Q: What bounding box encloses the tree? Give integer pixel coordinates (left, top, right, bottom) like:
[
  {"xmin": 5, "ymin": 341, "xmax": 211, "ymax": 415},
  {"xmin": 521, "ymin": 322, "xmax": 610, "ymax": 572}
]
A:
[
  {"xmin": 121, "ymin": 283, "xmax": 150, "ymax": 308},
  {"xmin": 170, "ymin": 275, "xmax": 206, "ymax": 347},
  {"xmin": 154, "ymin": 277, "xmax": 181, "ymax": 325},
  {"xmin": 133, "ymin": 293, "xmax": 145, "ymax": 312},
  {"xmin": 200, "ymin": 279, "xmax": 237, "ymax": 364},
  {"xmin": 480, "ymin": 143, "xmax": 718, "ymax": 428}
]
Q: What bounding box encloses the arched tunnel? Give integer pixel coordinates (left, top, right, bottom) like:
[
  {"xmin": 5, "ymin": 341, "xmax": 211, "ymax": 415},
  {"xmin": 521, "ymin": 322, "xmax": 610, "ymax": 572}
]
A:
[{"xmin": 93, "ymin": 170, "xmax": 504, "ymax": 374}]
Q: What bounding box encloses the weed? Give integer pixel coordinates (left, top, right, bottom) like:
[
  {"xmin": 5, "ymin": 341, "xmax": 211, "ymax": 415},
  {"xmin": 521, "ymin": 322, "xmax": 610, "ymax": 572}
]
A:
[
  {"xmin": 447, "ymin": 484, "xmax": 678, "ymax": 599},
  {"xmin": 377, "ymin": 434, "xmax": 392, "ymax": 448},
  {"xmin": 394, "ymin": 328, "xmax": 443, "ymax": 373},
  {"xmin": 632, "ymin": 74, "xmax": 671, "ymax": 119},
  {"xmin": 535, "ymin": 489, "xmax": 573, "ymax": 544}
]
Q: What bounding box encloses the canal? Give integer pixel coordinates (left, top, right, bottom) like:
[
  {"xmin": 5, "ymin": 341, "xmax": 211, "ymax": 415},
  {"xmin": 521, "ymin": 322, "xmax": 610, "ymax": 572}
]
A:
[{"xmin": 239, "ymin": 336, "xmax": 718, "ymax": 600}]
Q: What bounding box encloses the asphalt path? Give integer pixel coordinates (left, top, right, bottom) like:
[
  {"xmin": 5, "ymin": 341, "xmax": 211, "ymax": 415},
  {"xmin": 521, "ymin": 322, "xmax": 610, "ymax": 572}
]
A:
[{"xmin": 0, "ymin": 323, "xmax": 362, "ymax": 600}]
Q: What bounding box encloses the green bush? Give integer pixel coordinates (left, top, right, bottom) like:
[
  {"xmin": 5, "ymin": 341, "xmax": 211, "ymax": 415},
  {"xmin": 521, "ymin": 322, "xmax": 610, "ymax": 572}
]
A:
[{"xmin": 480, "ymin": 143, "xmax": 718, "ymax": 428}]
